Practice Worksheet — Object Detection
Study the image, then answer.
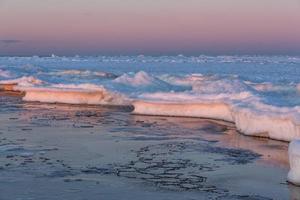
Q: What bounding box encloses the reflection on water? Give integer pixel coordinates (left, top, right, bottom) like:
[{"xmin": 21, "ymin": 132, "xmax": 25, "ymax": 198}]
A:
[
  {"xmin": 18, "ymin": 98, "xmax": 289, "ymax": 168},
  {"xmin": 131, "ymin": 115, "xmax": 289, "ymax": 168}
]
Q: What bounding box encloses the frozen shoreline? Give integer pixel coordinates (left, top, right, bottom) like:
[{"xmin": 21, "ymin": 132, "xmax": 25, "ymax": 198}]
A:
[
  {"xmin": 133, "ymin": 100, "xmax": 300, "ymax": 142},
  {"xmin": 0, "ymin": 94, "xmax": 298, "ymax": 199},
  {"xmin": 1, "ymin": 55, "xmax": 300, "ymax": 190}
]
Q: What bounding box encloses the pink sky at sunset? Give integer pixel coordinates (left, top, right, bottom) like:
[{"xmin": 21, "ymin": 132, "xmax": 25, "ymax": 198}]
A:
[{"xmin": 0, "ymin": 0, "xmax": 300, "ymax": 56}]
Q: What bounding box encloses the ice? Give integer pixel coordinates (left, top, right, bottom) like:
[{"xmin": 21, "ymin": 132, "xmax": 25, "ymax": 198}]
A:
[
  {"xmin": 114, "ymin": 71, "xmax": 155, "ymax": 86},
  {"xmin": 232, "ymin": 104, "xmax": 300, "ymax": 141},
  {"xmin": 133, "ymin": 76, "xmax": 300, "ymax": 142},
  {"xmin": 0, "ymin": 76, "xmax": 43, "ymax": 87},
  {"xmin": 19, "ymin": 84, "xmax": 129, "ymax": 106},
  {"xmin": 1, "ymin": 55, "xmax": 300, "ymax": 186},
  {"xmin": 288, "ymin": 140, "xmax": 300, "ymax": 185},
  {"xmin": 46, "ymin": 83, "xmax": 109, "ymax": 91},
  {"xmin": 52, "ymin": 70, "xmax": 117, "ymax": 78},
  {"xmin": 133, "ymin": 101, "xmax": 233, "ymax": 122},
  {"xmin": 112, "ymin": 71, "xmax": 187, "ymax": 94},
  {"xmin": 0, "ymin": 55, "xmax": 299, "ymax": 140},
  {"xmin": 0, "ymin": 69, "xmax": 11, "ymax": 78},
  {"xmin": 133, "ymin": 100, "xmax": 300, "ymax": 140}
]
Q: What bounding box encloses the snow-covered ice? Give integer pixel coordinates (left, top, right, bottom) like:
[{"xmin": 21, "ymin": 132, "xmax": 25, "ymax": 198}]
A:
[
  {"xmin": 1, "ymin": 55, "xmax": 300, "ymax": 183},
  {"xmin": 288, "ymin": 140, "xmax": 300, "ymax": 185},
  {"xmin": 1, "ymin": 55, "xmax": 300, "ymax": 141}
]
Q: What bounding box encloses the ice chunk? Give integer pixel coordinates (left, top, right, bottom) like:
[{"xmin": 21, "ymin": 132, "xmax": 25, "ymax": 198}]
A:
[
  {"xmin": 233, "ymin": 106, "xmax": 300, "ymax": 141},
  {"xmin": 114, "ymin": 71, "xmax": 155, "ymax": 87},
  {"xmin": 133, "ymin": 98, "xmax": 300, "ymax": 142},
  {"xmin": 21, "ymin": 86, "xmax": 129, "ymax": 106},
  {"xmin": 0, "ymin": 69, "xmax": 11, "ymax": 78},
  {"xmin": 0, "ymin": 76, "xmax": 43, "ymax": 87},
  {"xmin": 288, "ymin": 140, "xmax": 300, "ymax": 185},
  {"xmin": 133, "ymin": 101, "xmax": 234, "ymax": 122}
]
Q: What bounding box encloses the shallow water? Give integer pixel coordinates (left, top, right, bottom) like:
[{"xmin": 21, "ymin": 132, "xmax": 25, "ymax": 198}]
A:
[{"xmin": 0, "ymin": 95, "xmax": 299, "ymax": 200}]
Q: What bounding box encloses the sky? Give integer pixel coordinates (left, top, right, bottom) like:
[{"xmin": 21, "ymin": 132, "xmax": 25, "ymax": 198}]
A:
[{"xmin": 0, "ymin": 0, "xmax": 300, "ymax": 56}]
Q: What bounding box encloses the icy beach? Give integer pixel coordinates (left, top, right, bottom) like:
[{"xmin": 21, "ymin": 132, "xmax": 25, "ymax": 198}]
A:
[
  {"xmin": 1, "ymin": 55, "xmax": 300, "ymax": 141},
  {"xmin": 1, "ymin": 55, "xmax": 300, "ymax": 198},
  {"xmin": 0, "ymin": 94, "xmax": 297, "ymax": 199}
]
